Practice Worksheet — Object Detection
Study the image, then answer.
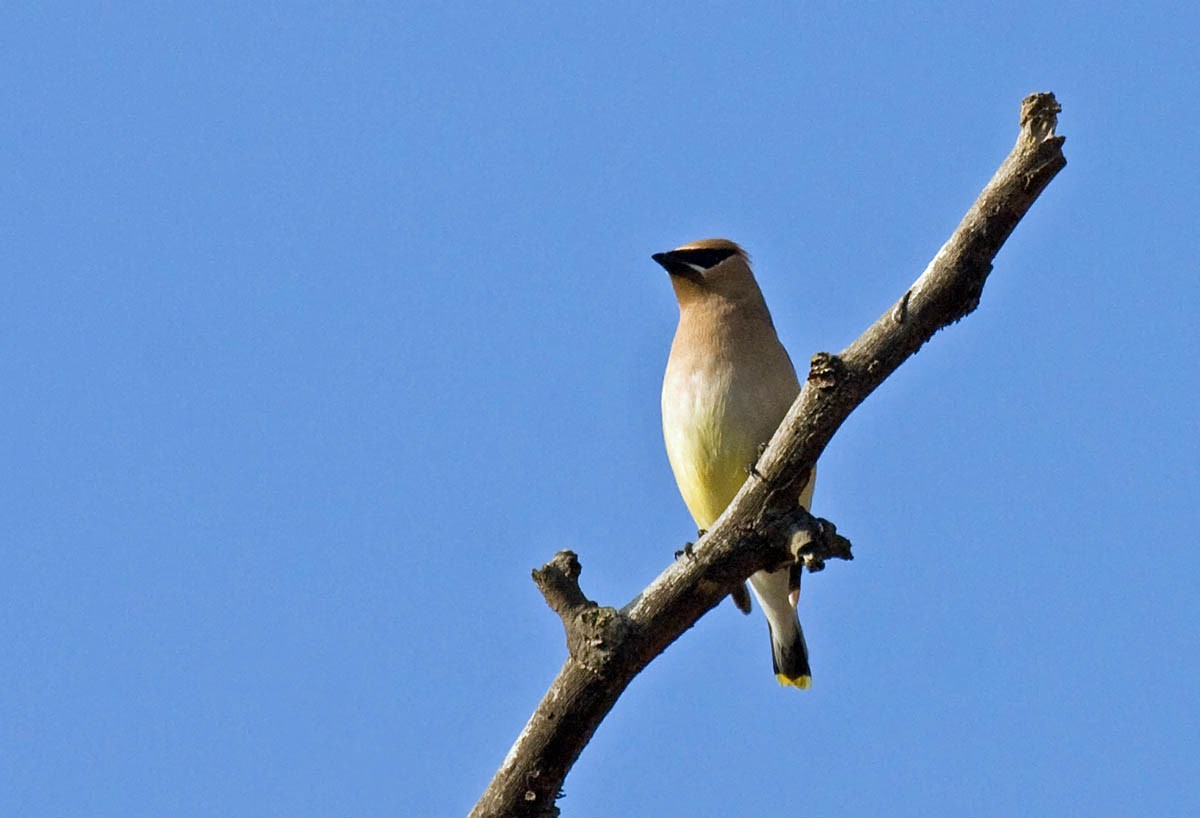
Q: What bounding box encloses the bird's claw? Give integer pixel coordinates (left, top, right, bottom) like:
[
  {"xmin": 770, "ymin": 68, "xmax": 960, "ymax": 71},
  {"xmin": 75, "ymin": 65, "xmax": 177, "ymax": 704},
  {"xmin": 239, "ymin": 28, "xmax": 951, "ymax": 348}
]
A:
[{"xmin": 745, "ymin": 442, "xmax": 770, "ymax": 481}]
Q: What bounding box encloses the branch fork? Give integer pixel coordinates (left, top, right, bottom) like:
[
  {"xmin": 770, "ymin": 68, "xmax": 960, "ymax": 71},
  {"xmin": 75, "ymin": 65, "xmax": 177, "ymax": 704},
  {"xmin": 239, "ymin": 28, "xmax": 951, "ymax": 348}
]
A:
[{"xmin": 532, "ymin": 552, "xmax": 630, "ymax": 679}]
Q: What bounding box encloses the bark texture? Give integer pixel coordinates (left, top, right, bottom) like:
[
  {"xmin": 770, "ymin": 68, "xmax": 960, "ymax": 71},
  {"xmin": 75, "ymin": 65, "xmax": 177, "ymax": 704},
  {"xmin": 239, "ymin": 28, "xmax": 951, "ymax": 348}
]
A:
[{"xmin": 468, "ymin": 92, "xmax": 1066, "ymax": 818}]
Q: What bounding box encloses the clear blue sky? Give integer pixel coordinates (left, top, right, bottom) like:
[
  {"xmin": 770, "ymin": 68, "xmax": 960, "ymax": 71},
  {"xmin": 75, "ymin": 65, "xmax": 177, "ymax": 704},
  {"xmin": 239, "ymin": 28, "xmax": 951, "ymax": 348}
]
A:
[{"xmin": 3, "ymin": 3, "xmax": 1197, "ymax": 817}]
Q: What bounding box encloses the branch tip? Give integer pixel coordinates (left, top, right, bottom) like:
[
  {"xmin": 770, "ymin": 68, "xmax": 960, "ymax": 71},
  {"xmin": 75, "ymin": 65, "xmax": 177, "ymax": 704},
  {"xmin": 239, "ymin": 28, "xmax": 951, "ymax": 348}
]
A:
[
  {"xmin": 532, "ymin": 550, "xmax": 591, "ymax": 617},
  {"xmin": 1019, "ymin": 92, "xmax": 1064, "ymax": 150}
]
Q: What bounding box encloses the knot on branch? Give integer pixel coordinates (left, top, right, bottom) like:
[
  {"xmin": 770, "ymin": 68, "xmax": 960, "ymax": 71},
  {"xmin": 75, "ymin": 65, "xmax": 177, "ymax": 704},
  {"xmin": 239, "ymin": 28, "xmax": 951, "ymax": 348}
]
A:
[
  {"xmin": 764, "ymin": 507, "xmax": 854, "ymax": 574},
  {"xmin": 750, "ymin": 498, "xmax": 854, "ymax": 577},
  {"xmin": 807, "ymin": 352, "xmax": 847, "ymax": 391},
  {"xmin": 532, "ymin": 551, "xmax": 630, "ymax": 678}
]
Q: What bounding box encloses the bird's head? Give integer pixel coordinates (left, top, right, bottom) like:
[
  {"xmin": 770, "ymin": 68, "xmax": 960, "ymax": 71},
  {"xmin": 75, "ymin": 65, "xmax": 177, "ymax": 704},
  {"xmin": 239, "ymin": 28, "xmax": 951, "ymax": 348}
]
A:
[{"xmin": 652, "ymin": 238, "xmax": 764, "ymax": 308}]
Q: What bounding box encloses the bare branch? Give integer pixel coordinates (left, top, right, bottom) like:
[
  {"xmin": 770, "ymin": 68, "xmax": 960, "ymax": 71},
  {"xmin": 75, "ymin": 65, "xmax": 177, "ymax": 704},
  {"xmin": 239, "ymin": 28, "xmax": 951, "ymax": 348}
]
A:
[{"xmin": 469, "ymin": 92, "xmax": 1066, "ymax": 818}]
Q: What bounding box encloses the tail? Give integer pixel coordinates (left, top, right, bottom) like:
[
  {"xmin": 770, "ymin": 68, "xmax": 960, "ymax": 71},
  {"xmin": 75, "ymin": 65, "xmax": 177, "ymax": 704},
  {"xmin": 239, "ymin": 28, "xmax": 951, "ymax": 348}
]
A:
[
  {"xmin": 767, "ymin": 615, "xmax": 812, "ymax": 690},
  {"xmin": 749, "ymin": 567, "xmax": 812, "ymax": 690}
]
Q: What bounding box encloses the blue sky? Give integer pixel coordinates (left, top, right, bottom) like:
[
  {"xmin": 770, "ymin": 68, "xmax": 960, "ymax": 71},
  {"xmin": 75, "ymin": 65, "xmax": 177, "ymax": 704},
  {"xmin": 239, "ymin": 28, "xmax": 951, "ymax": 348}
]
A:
[{"xmin": 3, "ymin": 3, "xmax": 1198, "ymax": 816}]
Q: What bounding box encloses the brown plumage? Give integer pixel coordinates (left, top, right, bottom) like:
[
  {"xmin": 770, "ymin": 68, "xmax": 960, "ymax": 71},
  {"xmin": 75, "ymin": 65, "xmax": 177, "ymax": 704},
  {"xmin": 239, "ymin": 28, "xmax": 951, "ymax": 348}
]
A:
[{"xmin": 655, "ymin": 238, "xmax": 814, "ymax": 689}]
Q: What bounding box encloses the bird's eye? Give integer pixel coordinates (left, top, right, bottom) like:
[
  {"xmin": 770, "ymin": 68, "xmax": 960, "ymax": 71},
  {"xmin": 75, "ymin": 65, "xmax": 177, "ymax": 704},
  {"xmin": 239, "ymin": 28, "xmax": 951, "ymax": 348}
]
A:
[{"xmin": 671, "ymin": 247, "xmax": 738, "ymax": 269}]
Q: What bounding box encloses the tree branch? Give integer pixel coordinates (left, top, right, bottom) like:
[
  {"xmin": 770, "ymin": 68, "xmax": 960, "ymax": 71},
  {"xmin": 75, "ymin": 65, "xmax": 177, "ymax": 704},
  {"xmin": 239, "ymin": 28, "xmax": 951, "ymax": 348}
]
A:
[{"xmin": 468, "ymin": 92, "xmax": 1066, "ymax": 818}]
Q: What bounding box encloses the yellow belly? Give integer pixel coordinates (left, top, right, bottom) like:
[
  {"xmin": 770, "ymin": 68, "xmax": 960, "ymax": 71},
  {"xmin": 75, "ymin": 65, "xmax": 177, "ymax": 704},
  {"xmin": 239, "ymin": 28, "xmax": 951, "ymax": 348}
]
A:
[
  {"xmin": 671, "ymin": 438, "xmax": 748, "ymax": 529},
  {"xmin": 662, "ymin": 367, "xmax": 811, "ymax": 529}
]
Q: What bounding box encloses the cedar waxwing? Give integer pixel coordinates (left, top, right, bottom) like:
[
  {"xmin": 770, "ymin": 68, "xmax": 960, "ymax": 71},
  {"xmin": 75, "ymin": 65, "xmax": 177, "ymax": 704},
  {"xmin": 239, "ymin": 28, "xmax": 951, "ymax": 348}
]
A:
[{"xmin": 655, "ymin": 238, "xmax": 815, "ymax": 689}]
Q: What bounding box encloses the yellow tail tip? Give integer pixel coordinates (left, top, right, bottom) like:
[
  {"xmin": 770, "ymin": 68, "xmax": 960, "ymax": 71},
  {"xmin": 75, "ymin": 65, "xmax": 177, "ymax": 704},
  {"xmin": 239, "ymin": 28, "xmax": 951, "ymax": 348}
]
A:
[{"xmin": 776, "ymin": 673, "xmax": 812, "ymax": 690}]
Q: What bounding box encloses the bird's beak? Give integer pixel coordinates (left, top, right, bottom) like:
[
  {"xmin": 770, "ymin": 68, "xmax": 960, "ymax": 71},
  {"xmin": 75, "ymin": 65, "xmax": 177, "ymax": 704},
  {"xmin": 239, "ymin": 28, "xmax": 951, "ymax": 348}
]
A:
[{"xmin": 652, "ymin": 251, "xmax": 700, "ymax": 280}]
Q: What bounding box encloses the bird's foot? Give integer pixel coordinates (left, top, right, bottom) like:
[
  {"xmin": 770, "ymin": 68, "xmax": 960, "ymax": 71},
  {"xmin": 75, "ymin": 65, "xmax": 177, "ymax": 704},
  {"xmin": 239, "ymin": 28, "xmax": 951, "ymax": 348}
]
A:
[
  {"xmin": 745, "ymin": 443, "xmax": 770, "ymax": 482},
  {"xmin": 674, "ymin": 542, "xmax": 696, "ymax": 560}
]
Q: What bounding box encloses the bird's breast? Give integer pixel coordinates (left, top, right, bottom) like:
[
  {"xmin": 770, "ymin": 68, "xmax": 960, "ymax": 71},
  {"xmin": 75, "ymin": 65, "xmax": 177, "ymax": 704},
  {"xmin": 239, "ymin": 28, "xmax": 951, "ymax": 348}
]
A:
[{"xmin": 661, "ymin": 359, "xmax": 762, "ymax": 530}]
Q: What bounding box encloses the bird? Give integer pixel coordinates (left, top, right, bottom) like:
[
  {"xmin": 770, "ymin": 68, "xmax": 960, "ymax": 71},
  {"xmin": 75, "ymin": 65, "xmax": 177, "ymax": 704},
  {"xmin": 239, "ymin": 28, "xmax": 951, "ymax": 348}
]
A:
[{"xmin": 654, "ymin": 238, "xmax": 815, "ymax": 689}]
